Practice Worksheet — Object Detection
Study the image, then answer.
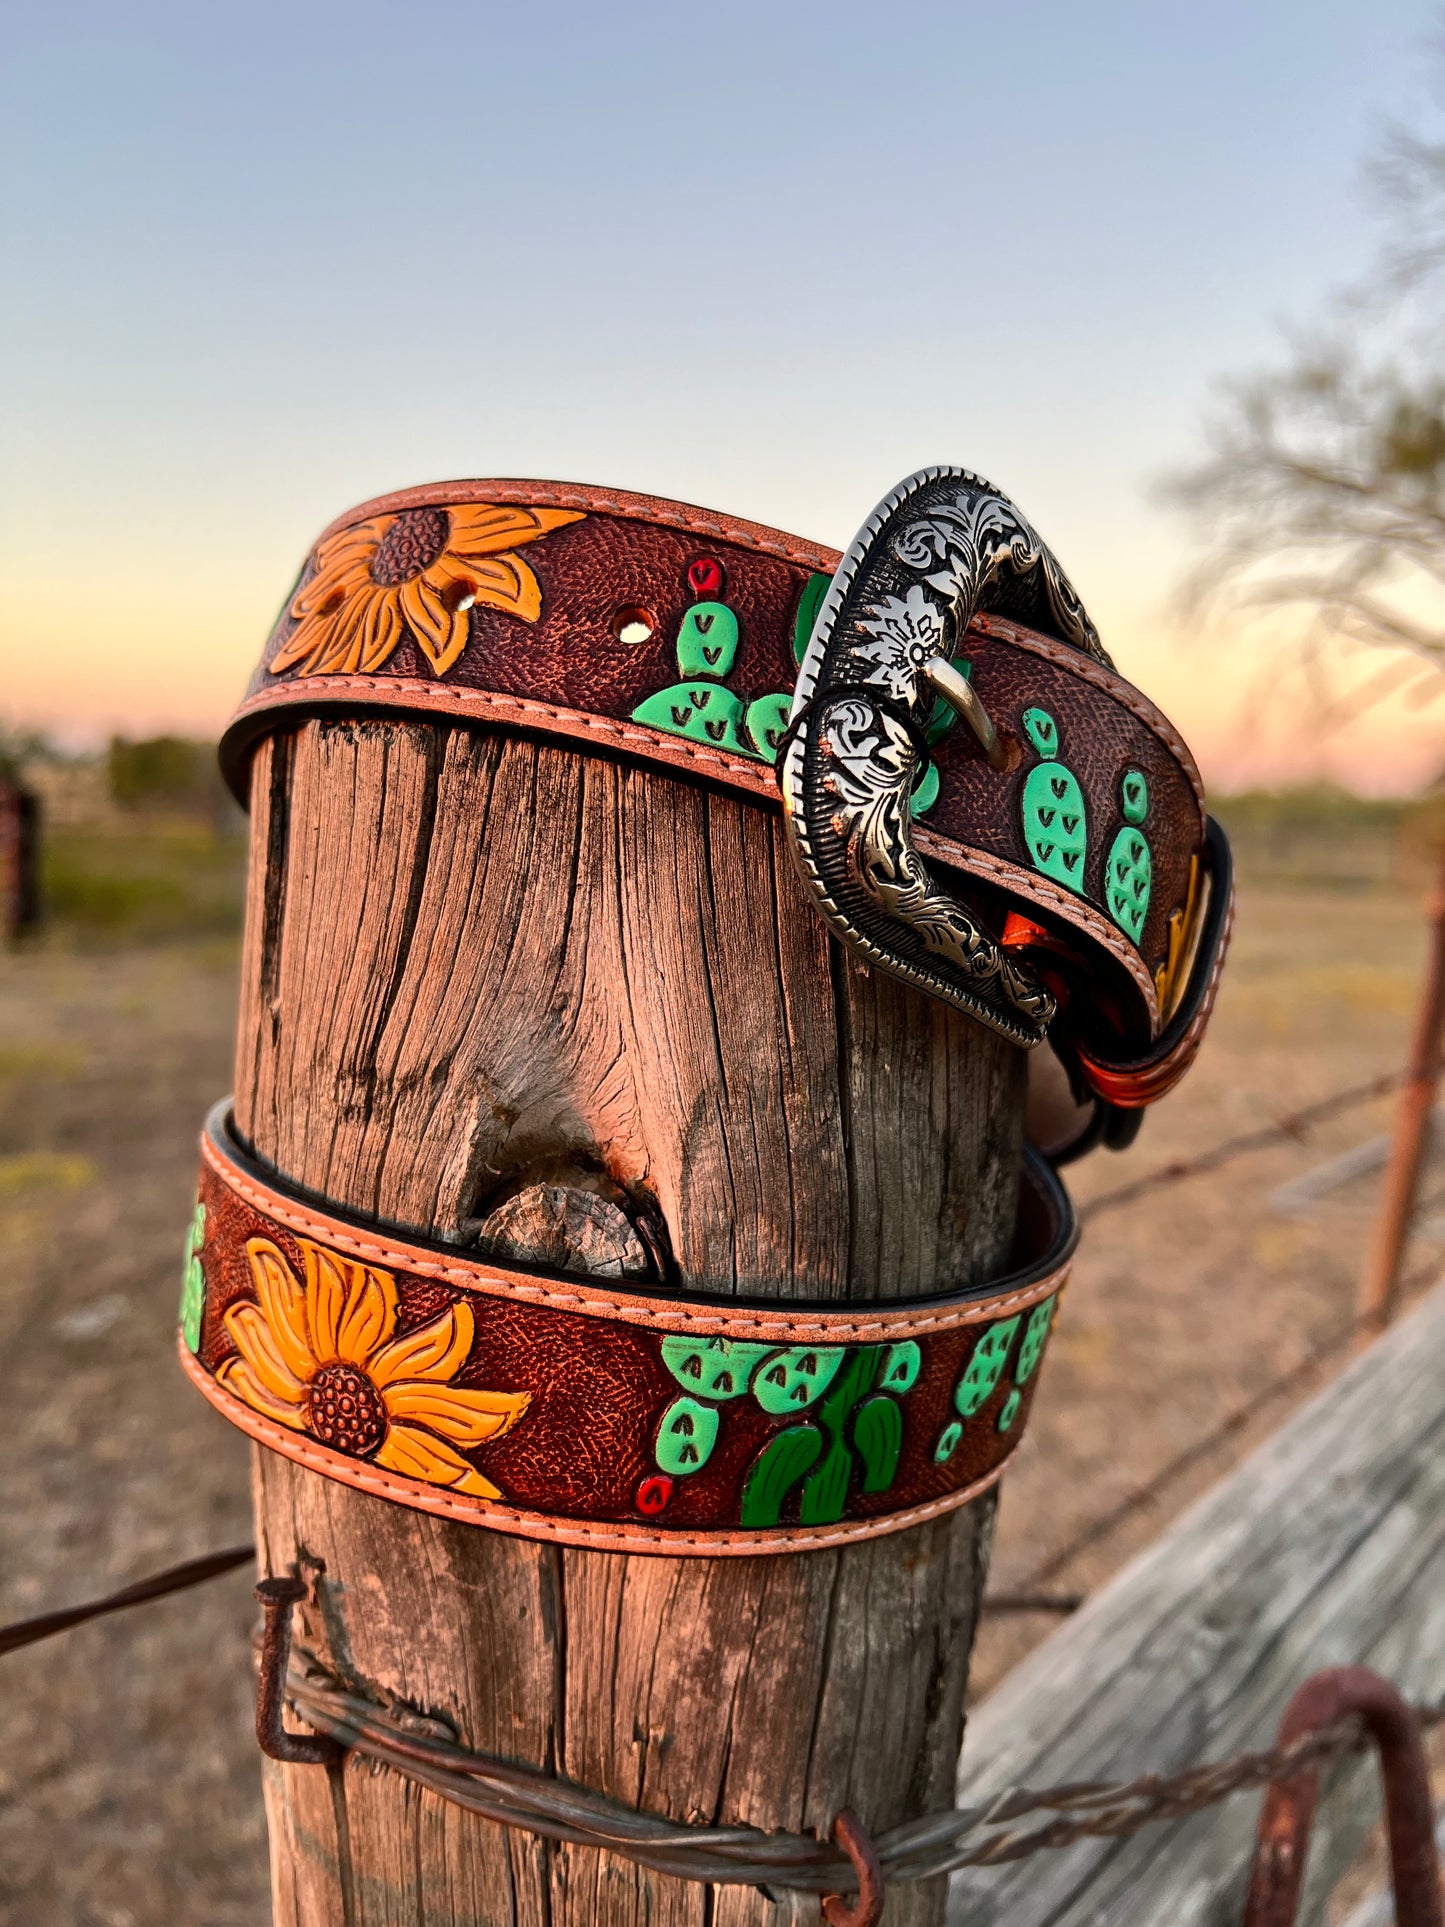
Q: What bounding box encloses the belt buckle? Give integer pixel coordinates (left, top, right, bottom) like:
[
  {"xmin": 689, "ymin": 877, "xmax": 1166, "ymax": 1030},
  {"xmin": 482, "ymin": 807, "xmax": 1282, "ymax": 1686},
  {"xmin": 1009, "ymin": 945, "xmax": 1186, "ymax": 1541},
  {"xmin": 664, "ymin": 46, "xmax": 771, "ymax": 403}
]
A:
[{"xmin": 780, "ymin": 467, "xmax": 1108, "ymax": 1048}]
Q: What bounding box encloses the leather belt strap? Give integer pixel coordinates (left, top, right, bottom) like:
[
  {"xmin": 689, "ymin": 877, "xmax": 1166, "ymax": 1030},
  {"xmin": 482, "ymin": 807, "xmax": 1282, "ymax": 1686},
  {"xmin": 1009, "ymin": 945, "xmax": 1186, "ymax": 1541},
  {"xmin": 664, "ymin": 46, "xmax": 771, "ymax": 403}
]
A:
[
  {"xmin": 218, "ymin": 476, "xmax": 1231, "ymax": 1122},
  {"xmin": 180, "ymin": 1105, "xmax": 1076, "ymax": 1555}
]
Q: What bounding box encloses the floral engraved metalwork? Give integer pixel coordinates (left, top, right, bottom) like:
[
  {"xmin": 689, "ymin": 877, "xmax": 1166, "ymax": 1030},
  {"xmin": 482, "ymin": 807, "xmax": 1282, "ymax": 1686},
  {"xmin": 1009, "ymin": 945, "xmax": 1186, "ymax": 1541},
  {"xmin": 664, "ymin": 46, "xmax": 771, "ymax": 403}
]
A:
[{"xmin": 781, "ymin": 468, "xmax": 1106, "ymax": 1044}]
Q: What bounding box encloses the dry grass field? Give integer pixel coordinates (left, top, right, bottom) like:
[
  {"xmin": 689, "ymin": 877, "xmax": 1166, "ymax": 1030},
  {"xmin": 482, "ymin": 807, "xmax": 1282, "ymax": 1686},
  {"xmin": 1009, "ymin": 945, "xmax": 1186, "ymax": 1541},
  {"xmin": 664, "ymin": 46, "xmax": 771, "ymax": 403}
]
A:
[{"xmin": 0, "ymin": 790, "xmax": 1438, "ymax": 1925}]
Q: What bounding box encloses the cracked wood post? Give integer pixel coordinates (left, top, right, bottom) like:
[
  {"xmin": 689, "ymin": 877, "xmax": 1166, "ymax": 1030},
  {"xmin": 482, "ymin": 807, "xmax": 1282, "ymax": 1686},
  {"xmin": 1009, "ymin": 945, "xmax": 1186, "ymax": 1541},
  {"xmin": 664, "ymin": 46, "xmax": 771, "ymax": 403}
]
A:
[{"xmin": 233, "ymin": 716, "xmax": 1026, "ymax": 1927}]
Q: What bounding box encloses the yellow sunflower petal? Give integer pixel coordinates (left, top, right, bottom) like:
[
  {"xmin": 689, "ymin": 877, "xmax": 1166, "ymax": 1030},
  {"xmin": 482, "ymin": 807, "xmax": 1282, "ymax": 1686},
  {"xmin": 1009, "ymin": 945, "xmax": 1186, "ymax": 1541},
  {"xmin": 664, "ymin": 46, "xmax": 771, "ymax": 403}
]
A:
[
  {"xmin": 245, "ymin": 1238, "xmax": 315, "ymax": 1381},
  {"xmin": 400, "ymin": 574, "xmax": 469, "ymax": 676},
  {"xmin": 299, "ymin": 1241, "xmax": 397, "ymax": 1367},
  {"xmin": 368, "ymin": 1300, "xmax": 475, "ymax": 1387},
  {"xmin": 381, "ymin": 1382, "xmax": 530, "ymax": 1444},
  {"xmin": 336, "ymin": 1264, "xmax": 398, "ymax": 1368},
  {"xmin": 289, "ymin": 522, "xmax": 385, "ymax": 619},
  {"xmin": 356, "ymin": 588, "xmax": 405, "ymax": 672},
  {"xmin": 301, "ymin": 1241, "xmax": 347, "ymax": 1363},
  {"xmin": 218, "ymin": 1356, "xmax": 309, "ymax": 1431},
  {"xmin": 290, "ymin": 559, "xmax": 360, "ymax": 623},
  {"xmin": 306, "ymin": 515, "xmax": 391, "ymax": 579},
  {"xmin": 466, "ymin": 552, "xmax": 543, "ymax": 623},
  {"xmin": 269, "ymin": 607, "xmax": 340, "ymax": 676},
  {"xmin": 222, "ymin": 1302, "xmax": 308, "ymax": 1402},
  {"xmin": 313, "ymin": 587, "xmax": 387, "ymax": 675},
  {"xmin": 374, "ymin": 1422, "xmax": 502, "ymax": 1498},
  {"xmin": 446, "ymin": 504, "xmax": 583, "ymax": 558}
]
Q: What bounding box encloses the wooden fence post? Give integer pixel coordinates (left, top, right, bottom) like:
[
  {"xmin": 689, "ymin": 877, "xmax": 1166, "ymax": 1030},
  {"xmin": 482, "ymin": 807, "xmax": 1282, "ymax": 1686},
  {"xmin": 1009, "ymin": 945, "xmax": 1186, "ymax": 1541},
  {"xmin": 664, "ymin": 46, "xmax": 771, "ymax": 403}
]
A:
[
  {"xmin": 0, "ymin": 774, "xmax": 38, "ymax": 942},
  {"xmin": 233, "ymin": 717, "xmax": 1026, "ymax": 1927},
  {"xmin": 1357, "ymin": 840, "xmax": 1445, "ymax": 1343}
]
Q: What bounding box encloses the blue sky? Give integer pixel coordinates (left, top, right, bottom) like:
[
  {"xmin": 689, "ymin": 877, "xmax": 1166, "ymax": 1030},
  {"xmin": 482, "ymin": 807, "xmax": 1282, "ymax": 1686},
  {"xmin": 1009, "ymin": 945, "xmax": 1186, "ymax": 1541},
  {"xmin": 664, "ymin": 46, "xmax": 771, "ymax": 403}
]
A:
[{"xmin": 2, "ymin": 1, "xmax": 1438, "ymax": 784}]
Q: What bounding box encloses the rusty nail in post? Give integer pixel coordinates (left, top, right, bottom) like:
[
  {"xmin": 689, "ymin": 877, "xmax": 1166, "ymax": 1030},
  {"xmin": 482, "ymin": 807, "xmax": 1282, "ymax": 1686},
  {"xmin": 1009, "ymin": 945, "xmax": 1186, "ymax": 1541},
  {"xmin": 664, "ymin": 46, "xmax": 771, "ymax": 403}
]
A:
[
  {"xmin": 255, "ymin": 1577, "xmax": 342, "ymax": 1768},
  {"xmin": 1242, "ymin": 1665, "xmax": 1441, "ymax": 1927},
  {"xmin": 822, "ymin": 1808, "xmax": 885, "ymax": 1927}
]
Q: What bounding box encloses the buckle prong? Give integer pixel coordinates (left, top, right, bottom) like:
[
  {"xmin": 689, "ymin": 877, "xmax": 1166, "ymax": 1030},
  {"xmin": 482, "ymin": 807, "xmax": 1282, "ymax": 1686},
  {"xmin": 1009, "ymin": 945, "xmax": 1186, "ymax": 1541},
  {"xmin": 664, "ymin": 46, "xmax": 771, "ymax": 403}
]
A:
[{"xmin": 922, "ymin": 655, "xmax": 1009, "ymax": 770}]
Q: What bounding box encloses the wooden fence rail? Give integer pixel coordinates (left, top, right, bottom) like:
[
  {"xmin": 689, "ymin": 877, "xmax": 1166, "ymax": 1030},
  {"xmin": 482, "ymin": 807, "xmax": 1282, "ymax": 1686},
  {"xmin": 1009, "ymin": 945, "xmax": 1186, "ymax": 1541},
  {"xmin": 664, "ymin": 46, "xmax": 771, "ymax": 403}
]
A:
[{"xmin": 947, "ymin": 1280, "xmax": 1445, "ymax": 1926}]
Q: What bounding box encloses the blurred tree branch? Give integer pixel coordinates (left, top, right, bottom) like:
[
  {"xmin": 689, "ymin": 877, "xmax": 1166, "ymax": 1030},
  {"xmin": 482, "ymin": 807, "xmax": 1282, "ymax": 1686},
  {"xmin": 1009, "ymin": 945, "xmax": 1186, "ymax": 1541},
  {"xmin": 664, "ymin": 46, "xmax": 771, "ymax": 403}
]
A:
[{"xmin": 1169, "ymin": 100, "xmax": 1445, "ymax": 717}]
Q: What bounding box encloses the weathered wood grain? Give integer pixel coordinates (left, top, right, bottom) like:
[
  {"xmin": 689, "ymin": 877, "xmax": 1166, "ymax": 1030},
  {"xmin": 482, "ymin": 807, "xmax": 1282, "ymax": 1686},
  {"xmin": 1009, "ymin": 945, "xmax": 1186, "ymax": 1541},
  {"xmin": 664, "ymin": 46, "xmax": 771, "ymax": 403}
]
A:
[
  {"xmin": 236, "ymin": 718, "xmax": 1027, "ymax": 1927},
  {"xmin": 947, "ymin": 1280, "xmax": 1445, "ymax": 1927}
]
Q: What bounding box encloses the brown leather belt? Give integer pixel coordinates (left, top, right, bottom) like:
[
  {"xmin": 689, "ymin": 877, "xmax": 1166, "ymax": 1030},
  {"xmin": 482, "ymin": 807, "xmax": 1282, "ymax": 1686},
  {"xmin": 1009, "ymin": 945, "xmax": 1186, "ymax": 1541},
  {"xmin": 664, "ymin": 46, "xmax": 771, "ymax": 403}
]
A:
[
  {"xmin": 218, "ymin": 475, "xmax": 1231, "ymax": 1144},
  {"xmin": 180, "ymin": 1105, "xmax": 1075, "ymax": 1554}
]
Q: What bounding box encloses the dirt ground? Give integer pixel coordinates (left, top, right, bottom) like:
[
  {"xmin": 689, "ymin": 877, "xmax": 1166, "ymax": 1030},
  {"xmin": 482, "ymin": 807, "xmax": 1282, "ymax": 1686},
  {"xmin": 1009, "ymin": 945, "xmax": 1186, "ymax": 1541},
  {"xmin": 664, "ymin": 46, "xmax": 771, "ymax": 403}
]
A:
[{"xmin": 0, "ymin": 804, "xmax": 1437, "ymax": 1925}]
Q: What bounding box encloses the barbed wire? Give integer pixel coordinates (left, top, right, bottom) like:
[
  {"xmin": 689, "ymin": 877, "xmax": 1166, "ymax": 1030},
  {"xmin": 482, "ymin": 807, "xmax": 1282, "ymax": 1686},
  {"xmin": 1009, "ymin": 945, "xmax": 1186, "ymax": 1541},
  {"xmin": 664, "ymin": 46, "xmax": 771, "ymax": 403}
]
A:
[
  {"xmin": 1019, "ymin": 1260, "xmax": 1437, "ymax": 1593},
  {"xmin": 0, "ymin": 1544, "xmax": 255, "ymax": 1658},
  {"xmin": 276, "ymin": 1652, "xmax": 1443, "ymax": 1891},
  {"xmin": 1078, "ymin": 1067, "xmax": 1411, "ymax": 1224}
]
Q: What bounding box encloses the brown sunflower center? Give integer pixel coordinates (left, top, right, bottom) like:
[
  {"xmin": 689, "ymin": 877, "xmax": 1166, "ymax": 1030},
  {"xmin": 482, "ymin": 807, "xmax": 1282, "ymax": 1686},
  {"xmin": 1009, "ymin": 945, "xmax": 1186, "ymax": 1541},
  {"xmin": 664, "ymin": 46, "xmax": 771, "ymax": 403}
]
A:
[
  {"xmin": 307, "ymin": 1362, "xmax": 388, "ymax": 1457},
  {"xmin": 370, "ymin": 508, "xmax": 451, "ymax": 586}
]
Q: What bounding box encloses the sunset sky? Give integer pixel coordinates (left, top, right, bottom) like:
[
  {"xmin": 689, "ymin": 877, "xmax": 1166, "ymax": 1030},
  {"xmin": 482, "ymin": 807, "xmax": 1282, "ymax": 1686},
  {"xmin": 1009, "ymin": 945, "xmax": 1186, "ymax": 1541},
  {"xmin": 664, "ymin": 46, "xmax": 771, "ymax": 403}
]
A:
[{"xmin": 3, "ymin": 1, "xmax": 1441, "ymax": 792}]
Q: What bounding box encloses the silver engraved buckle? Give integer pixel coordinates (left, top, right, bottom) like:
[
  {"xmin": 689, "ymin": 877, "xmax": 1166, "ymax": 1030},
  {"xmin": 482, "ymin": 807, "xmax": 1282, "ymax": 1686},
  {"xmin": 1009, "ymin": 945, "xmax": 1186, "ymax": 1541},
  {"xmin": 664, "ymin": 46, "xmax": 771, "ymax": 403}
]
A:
[{"xmin": 780, "ymin": 467, "xmax": 1109, "ymax": 1047}]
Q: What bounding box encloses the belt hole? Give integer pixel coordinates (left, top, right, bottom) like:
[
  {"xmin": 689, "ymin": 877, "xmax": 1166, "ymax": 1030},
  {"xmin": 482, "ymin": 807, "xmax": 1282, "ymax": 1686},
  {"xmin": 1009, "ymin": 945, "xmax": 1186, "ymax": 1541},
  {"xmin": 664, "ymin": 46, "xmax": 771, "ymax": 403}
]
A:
[{"xmin": 612, "ymin": 605, "xmax": 656, "ymax": 645}]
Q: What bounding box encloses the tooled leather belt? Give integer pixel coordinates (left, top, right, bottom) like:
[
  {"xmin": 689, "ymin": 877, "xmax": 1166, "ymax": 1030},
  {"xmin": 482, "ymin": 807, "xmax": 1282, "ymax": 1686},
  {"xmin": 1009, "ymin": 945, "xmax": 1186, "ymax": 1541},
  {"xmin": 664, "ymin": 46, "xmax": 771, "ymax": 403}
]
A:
[
  {"xmin": 220, "ymin": 470, "xmax": 1232, "ymax": 1136},
  {"xmin": 190, "ymin": 467, "xmax": 1232, "ymax": 1550},
  {"xmin": 181, "ymin": 1104, "xmax": 1074, "ymax": 1553}
]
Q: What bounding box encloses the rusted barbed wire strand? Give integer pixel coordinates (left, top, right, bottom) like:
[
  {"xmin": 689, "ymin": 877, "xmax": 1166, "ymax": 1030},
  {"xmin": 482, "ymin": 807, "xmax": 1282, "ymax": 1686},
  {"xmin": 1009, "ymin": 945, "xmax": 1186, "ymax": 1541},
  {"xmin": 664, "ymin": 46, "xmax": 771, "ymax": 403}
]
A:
[
  {"xmin": 1019, "ymin": 1261, "xmax": 1439, "ymax": 1594},
  {"xmin": 0, "ymin": 1543, "xmax": 255, "ymax": 1658},
  {"xmin": 0, "ymin": 1550, "xmax": 1074, "ymax": 1660},
  {"xmin": 1079, "ymin": 1067, "xmax": 1417, "ymax": 1224},
  {"xmin": 274, "ymin": 1653, "xmax": 1443, "ymax": 1891}
]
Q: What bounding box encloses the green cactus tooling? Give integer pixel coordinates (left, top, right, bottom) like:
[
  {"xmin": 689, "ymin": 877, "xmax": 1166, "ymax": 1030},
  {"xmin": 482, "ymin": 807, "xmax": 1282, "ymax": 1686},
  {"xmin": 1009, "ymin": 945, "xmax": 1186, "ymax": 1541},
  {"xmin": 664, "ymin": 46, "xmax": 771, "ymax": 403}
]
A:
[
  {"xmin": 996, "ymin": 1390, "xmax": 1022, "ymax": 1433},
  {"xmin": 1020, "ymin": 706, "xmax": 1088, "ymax": 894},
  {"xmin": 660, "ymin": 1335, "xmax": 772, "ymax": 1400},
  {"xmin": 852, "ymin": 1394, "xmax": 904, "ymax": 1493},
  {"xmin": 659, "ymin": 1330, "xmax": 922, "ymax": 1527},
  {"xmin": 792, "ymin": 571, "xmax": 833, "ymax": 664},
  {"xmin": 798, "ymin": 1347, "xmax": 881, "ymax": 1523},
  {"xmin": 1105, "ymin": 768, "xmax": 1152, "ymax": 943},
  {"xmin": 1121, "ymin": 768, "xmax": 1149, "ymax": 825},
  {"xmin": 933, "ymin": 1420, "xmax": 963, "ymax": 1464},
  {"xmin": 752, "ymin": 1345, "xmax": 845, "ymax": 1415},
  {"xmin": 878, "ymin": 1341, "xmax": 922, "ymax": 1394},
  {"xmin": 910, "ymin": 760, "xmax": 940, "ymax": 819},
  {"xmin": 1014, "ymin": 1296, "xmax": 1055, "ymax": 1385},
  {"xmin": 675, "ymin": 601, "xmax": 740, "ymax": 678},
  {"xmin": 744, "ymin": 693, "xmax": 792, "ymax": 763},
  {"xmin": 631, "ymin": 681, "xmax": 749, "ymax": 754},
  {"xmin": 655, "ymin": 1395, "xmax": 721, "ymax": 1475},
  {"xmin": 179, "ymin": 1199, "xmax": 206, "ymax": 1354},
  {"xmin": 740, "ymin": 1424, "xmax": 824, "ymax": 1528},
  {"xmin": 953, "ymin": 1316, "xmax": 1021, "ymax": 1418}
]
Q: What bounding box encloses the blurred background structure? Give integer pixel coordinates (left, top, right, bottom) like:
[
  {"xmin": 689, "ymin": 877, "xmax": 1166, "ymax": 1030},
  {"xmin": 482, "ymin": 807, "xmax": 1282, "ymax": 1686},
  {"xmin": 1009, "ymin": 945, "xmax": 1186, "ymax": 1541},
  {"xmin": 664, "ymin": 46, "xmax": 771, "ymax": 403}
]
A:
[{"xmin": 6, "ymin": 4, "xmax": 1445, "ymax": 1925}]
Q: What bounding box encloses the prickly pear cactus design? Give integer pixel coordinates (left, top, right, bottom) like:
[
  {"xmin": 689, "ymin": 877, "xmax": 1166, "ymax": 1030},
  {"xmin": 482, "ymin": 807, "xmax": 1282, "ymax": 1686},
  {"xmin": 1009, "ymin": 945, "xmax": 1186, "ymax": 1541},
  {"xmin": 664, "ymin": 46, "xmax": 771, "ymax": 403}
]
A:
[
  {"xmin": 179, "ymin": 1198, "xmax": 206, "ymax": 1354},
  {"xmin": 953, "ymin": 1316, "xmax": 1020, "ymax": 1418},
  {"xmin": 793, "ymin": 571, "xmax": 833, "ymax": 665},
  {"xmin": 1105, "ymin": 768, "xmax": 1152, "ymax": 944},
  {"xmin": 652, "ymin": 1332, "xmax": 921, "ymax": 1528},
  {"xmin": 655, "ymin": 1395, "xmax": 720, "ymax": 1475},
  {"xmin": 659, "ymin": 1335, "xmax": 772, "ymax": 1401},
  {"xmin": 631, "ymin": 680, "xmax": 749, "ymax": 753},
  {"xmin": 1015, "ymin": 1296, "xmax": 1056, "ymax": 1385},
  {"xmin": 932, "ymin": 1312, "xmax": 1026, "ymax": 1462},
  {"xmin": 1020, "ymin": 707, "xmax": 1088, "ymax": 894},
  {"xmin": 631, "ymin": 561, "xmax": 822, "ymax": 768}
]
